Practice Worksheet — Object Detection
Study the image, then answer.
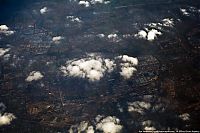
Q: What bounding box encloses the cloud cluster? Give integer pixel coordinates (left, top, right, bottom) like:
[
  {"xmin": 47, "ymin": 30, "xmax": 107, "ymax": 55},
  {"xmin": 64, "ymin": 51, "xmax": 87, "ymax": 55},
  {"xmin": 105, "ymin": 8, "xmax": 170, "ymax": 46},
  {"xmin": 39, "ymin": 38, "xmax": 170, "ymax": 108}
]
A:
[
  {"xmin": 128, "ymin": 101, "xmax": 151, "ymax": 115},
  {"xmin": 0, "ymin": 25, "xmax": 15, "ymax": 36},
  {"xmin": 61, "ymin": 54, "xmax": 139, "ymax": 81},
  {"xmin": 25, "ymin": 71, "xmax": 44, "ymax": 82},
  {"xmin": 117, "ymin": 55, "xmax": 138, "ymax": 79},
  {"xmin": 134, "ymin": 18, "xmax": 174, "ymax": 41},
  {"xmin": 0, "ymin": 48, "xmax": 10, "ymax": 57},
  {"xmin": 40, "ymin": 7, "xmax": 48, "ymax": 14},
  {"xmin": 96, "ymin": 116, "xmax": 123, "ymax": 133},
  {"xmin": 180, "ymin": 7, "xmax": 200, "ymax": 16},
  {"xmin": 0, "ymin": 103, "xmax": 16, "ymax": 126},
  {"xmin": 61, "ymin": 54, "xmax": 116, "ymax": 81}
]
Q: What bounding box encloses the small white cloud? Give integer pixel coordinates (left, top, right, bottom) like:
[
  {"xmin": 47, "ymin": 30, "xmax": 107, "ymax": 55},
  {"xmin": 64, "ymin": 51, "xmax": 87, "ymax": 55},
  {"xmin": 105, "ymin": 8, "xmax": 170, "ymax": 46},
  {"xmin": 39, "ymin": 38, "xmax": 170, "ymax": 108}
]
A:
[
  {"xmin": 147, "ymin": 29, "xmax": 162, "ymax": 41},
  {"xmin": 162, "ymin": 18, "xmax": 174, "ymax": 27},
  {"xmin": 91, "ymin": 0, "xmax": 104, "ymax": 4},
  {"xmin": 117, "ymin": 55, "xmax": 138, "ymax": 79},
  {"xmin": 52, "ymin": 36, "xmax": 64, "ymax": 44},
  {"xmin": 25, "ymin": 71, "xmax": 44, "ymax": 82},
  {"xmin": 0, "ymin": 25, "xmax": 15, "ymax": 36},
  {"xmin": 60, "ymin": 54, "xmax": 116, "ymax": 81},
  {"xmin": 134, "ymin": 30, "xmax": 147, "ymax": 39},
  {"xmin": 96, "ymin": 116, "xmax": 123, "ymax": 133},
  {"xmin": 79, "ymin": 1, "xmax": 90, "ymax": 7},
  {"xmin": 0, "ymin": 113, "xmax": 16, "ymax": 126},
  {"xmin": 97, "ymin": 33, "xmax": 105, "ymax": 38},
  {"xmin": 120, "ymin": 67, "xmax": 137, "ymax": 79},
  {"xmin": 40, "ymin": 7, "xmax": 48, "ymax": 14},
  {"xmin": 107, "ymin": 33, "xmax": 121, "ymax": 42},
  {"xmin": 0, "ymin": 25, "xmax": 9, "ymax": 31},
  {"xmin": 142, "ymin": 120, "xmax": 156, "ymax": 131},
  {"xmin": 180, "ymin": 8, "xmax": 190, "ymax": 16},
  {"xmin": 0, "ymin": 48, "xmax": 10, "ymax": 57},
  {"xmin": 66, "ymin": 16, "xmax": 82, "ymax": 23},
  {"xmin": 69, "ymin": 121, "xmax": 94, "ymax": 133},
  {"xmin": 128, "ymin": 101, "xmax": 151, "ymax": 115},
  {"xmin": 179, "ymin": 113, "xmax": 190, "ymax": 121}
]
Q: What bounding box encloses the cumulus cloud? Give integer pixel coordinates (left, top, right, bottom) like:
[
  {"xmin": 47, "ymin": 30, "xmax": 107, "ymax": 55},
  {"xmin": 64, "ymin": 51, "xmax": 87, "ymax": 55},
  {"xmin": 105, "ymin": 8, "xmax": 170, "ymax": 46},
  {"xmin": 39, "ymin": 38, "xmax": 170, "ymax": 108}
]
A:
[
  {"xmin": 96, "ymin": 116, "xmax": 123, "ymax": 133},
  {"xmin": 179, "ymin": 113, "xmax": 190, "ymax": 121},
  {"xmin": 25, "ymin": 71, "xmax": 44, "ymax": 82},
  {"xmin": 60, "ymin": 54, "xmax": 116, "ymax": 81},
  {"xmin": 79, "ymin": 1, "xmax": 90, "ymax": 7},
  {"xmin": 0, "ymin": 25, "xmax": 15, "ymax": 36},
  {"xmin": 52, "ymin": 36, "xmax": 64, "ymax": 44},
  {"xmin": 128, "ymin": 101, "xmax": 151, "ymax": 115},
  {"xmin": 0, "ymin": 48, "xmax": 10, "ymax": 57},
  {"xmin": 134, "ymin": 30, "xmax": 147, "ymax": 39},
  {"xmin": 0, "ymin": 113, "xmax": 16, "ymax": 126},
  {"xmin": 0, "ymin": 103, "xmax": 16, "ymax": 126},
  {"xmin": 40, "ymin": 7, "xmax": 48, "ymax": 14},
  {"xmin": 117, "ymin": 55, "xmax": 138, "ymax": 79},
  {"xmin": 147, "ymin": 29, "xmax": 162, "ymax": 41}
]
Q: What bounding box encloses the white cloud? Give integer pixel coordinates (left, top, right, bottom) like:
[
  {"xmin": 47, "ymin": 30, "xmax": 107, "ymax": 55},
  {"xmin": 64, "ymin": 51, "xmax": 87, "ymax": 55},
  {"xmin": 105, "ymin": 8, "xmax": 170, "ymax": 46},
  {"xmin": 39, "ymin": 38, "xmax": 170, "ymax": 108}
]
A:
[
  {"xmin": 60, "ymin": 54, "xmax": 116, "ymax": 81},
  {"xmin": 40, "ymin": 7, "xmax": 48, "ymax": 14},
  {"xmin": 147, "ymin": 29, "xmax": 162, "ymax": 41},
  {"xmin": 0, "ymin": 48, "xmax": 10, "ymax": 57},
  {"xmin": 135, "ymin": 18, "xmax": 175, "ymax": 41},
  {"xmin": 179, "ymin": 113, "xmax": 190, "ymax": 121},
  {"xmin": 117, "ymin": 55, "xmax": 138, "ymax": 79},
  {"xmin": 0, "ymin": 25, "xmax": 15, "ymax": 36},
  {"xmin": 142, "ymin": 120, "xmax": 156, "ymax": 131},
  {"xmin": 66, "ymin": 16, "xmax": 82, "ymax": 23},
  {"xmin": 25, "ymin": 71, "xmax": 44, "ymax": 82},
  {"xmin": 128, "ymin": 101, "xmax": 151, "ymax": 115},
  {"xmin": 91, "ymin": 0, "xmax": 104, "ymax": 4},
  {"xmin": 96, "ymin": 116, "xmax": 123, "ymax": 133},
  {"xmin": 180, "ymin": 8, "xmax": 190, "ymax": 16},
  {"xmin": 0, "ymin": 113, "xmax": 16, "ymax": 126},
  {"xmin": 79, "ymin": 1, "xmax": 90, "ymax": 7},
  {"xmin": 135, "ymin": 29, "xmax": 162, "ymax": 41},
  {"xmin": 162, "ymin": 18, "xmax": 174, "ymax": 27},
  {"xmin": 97, "ymin": 33, "xmax": 105, "ymax": 38},
  {"xmin": 86, "ymin": 126, "xmax": 95, "ymax": 133},
  {"xmin": 52, "ymin": 36, "xmax": 64, "ymax": 44},
  {"xmin": 0, "ymin": 25, "xmax": 9, "ymax": 31},
  {"xmin": 69, "ymin": 121, "xmax": 95, "ymax": 133},
  {"xmin": 134, "ymin": 30, "xmax": 147, "ymax": 39},
  {"xmin": 0, "ymin": 103, "xmax": 16, "ymax": 126},
  {"xmin": 107, "ymin": 33, "xmax": 121, "ymax": 42}
]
